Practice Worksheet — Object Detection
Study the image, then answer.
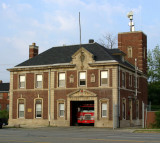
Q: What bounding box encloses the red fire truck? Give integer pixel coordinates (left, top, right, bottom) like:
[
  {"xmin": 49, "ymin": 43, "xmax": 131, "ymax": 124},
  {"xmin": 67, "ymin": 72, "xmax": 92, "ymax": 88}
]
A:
[{"xmin": 77, "ymin": 104, "xmax": 94, "ymax": 124}]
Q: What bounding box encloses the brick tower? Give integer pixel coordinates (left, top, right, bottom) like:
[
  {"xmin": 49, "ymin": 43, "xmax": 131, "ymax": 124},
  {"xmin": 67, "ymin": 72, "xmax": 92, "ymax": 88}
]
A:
[{"xmin": 118, "ymin": 31, "xmax": 147, "ymax": 74}]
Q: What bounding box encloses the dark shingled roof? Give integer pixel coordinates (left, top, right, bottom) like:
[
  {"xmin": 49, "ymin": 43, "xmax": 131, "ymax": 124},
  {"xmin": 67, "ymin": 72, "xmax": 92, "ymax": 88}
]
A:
[
  {"xmin": 0, "ymin": 83, "xmax": 9, "ymax": 92},
  {"xmin": 15, "ymin": 42, "xmax": 134, "ymax": 69}
]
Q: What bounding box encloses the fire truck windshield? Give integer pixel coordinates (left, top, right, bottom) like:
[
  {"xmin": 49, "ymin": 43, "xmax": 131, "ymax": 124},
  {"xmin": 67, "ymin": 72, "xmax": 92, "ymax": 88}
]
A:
[{"xmin": 80, "ymin": 107, "xmax": 94, "ymax": 112}]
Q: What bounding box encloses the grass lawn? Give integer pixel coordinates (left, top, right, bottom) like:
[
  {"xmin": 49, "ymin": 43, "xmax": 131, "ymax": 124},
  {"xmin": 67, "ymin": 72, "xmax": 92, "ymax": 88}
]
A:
[{"xmin": 134, "ymin": 129, "xmax": 160, "ymax": 133}]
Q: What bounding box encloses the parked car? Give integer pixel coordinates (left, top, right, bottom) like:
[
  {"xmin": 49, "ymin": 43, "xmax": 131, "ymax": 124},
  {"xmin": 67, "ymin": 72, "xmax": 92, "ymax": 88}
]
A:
[{"xmin": 0, "ymin": 119, "xmax": 3, "ymax": 129}]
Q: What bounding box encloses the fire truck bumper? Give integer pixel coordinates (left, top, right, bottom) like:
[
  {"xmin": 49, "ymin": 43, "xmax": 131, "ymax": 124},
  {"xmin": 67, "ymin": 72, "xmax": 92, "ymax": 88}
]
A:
[{"xmin": 77, "ymin": 120, "xmax": 94, "ymax": 124}]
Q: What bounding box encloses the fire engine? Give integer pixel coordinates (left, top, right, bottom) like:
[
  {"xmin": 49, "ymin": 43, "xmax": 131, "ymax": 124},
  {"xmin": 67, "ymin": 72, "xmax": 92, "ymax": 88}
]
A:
[{"xmin": 77, "ymin": 104, "xmax": 94, "ymax": 124}]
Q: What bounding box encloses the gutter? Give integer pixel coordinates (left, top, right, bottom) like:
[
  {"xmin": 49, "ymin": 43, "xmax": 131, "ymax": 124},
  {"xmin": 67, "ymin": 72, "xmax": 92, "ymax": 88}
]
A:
[
  {"xmin": 48, "ymin": 68, "xmax": 51, "ymax": 126},
  {"xmin": 118, "ymin": 65, "xmax": 121, "ymax": 128}
]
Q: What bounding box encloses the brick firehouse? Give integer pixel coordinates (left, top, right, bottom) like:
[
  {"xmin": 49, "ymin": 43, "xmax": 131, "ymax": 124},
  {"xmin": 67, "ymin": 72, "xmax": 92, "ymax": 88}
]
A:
[{"xmin": 8, "ymin": 31, "xmax": 147, "ymax": 128}]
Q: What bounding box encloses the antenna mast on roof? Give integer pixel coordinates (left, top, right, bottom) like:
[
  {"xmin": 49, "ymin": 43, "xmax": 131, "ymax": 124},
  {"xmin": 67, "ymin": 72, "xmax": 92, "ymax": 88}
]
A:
[
  {"xmin": 127, "ymin": 11, "xmax": 135, "ymax": 32},
  {"xmin": 79, "ymin": 12, "xmax": 82, "ymax": 47}
]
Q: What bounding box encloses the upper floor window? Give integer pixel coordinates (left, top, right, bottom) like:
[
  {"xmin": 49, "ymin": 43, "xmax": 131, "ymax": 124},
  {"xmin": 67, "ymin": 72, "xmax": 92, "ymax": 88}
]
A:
[
  {"xmin": 35, "ymin": 99, "xmax": 42, "ymax": 118},
  {"xmin": 36, "ymin": 75, "xmax": 42, "ymax": 88},
  {"xmin": 129, "ymin": 74, "xmax": 132, "ymax": 87},
  {"xmin": 100, "ymin": 71, "xmax": 108, "ymax": 86},
  {"xmin": 128, "ymin": 46, "xmax": 132, "ymax": 58},
  {"xmin": 79, "ymin": 72, "xmax": 86, "ymax": 86},
  {"xmin": 0, "ymin": 93, "xmax": 3, "ymax": 99},
  {"xmin": 58, "ymin": 73, "xmax": 65, "ymax": 87},
  {"xmin": 19, "ymin": 75, "xmax": 25, "ymax": 88},
  {"xmin": 122, "ymin": 72, "xmax": 125, "ymax": 88}
]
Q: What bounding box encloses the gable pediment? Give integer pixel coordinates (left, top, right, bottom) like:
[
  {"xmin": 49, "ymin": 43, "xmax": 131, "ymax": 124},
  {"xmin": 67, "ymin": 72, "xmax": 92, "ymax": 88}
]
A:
[
  {"xmin": 67, "ymin": 89, "xmax": 97, "ymax": 98},
  {"xmin": 70, "ymin": 47, "xmax": 95, "ymax": 69}
]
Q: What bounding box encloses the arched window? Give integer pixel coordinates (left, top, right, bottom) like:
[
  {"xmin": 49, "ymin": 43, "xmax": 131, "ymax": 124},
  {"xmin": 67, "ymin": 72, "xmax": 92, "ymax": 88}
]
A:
[{"xmin": 128, "ymin": 46, "xmax": 132, "ymax": 58}]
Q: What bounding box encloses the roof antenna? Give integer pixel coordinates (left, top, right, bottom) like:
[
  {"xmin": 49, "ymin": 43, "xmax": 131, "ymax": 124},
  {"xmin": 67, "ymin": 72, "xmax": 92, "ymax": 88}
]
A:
[
  {"xmin": 127, "ymin": 11, "xmax": 135, "ymax": 32},
  {"xmin": 79, "ymin": 12, "xmax": 82, "ymax": 48}
]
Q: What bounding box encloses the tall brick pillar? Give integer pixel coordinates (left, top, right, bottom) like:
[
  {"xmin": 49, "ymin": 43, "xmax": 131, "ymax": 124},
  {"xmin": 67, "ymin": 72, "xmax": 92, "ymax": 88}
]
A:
[
  {"xmin": 118, "ymin": 31, "xmax": 147, "ymax": 74},
  {"xmin": 29, "ymin": 43, "xmax": 39, "ymax": 59}
]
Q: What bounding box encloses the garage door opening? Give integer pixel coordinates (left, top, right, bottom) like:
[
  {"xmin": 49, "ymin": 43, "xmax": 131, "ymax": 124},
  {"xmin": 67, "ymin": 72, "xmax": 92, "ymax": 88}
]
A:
[{"xmin": 70, "ymin": 101, "xmax": 94, "ymax": 126}]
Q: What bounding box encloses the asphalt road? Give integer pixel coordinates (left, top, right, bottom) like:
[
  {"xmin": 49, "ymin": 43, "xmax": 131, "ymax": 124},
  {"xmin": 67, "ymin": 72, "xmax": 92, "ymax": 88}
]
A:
[{"xmin": 0, "ymin": 127, "xmax": 160, "ymax": 143}]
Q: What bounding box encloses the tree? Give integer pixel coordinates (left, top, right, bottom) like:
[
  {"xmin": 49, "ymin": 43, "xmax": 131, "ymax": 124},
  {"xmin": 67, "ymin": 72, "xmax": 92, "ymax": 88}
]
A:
[
  {"xmin": 147, "ymin": 45, "xmax": 160, "ymax": 110},
  {"xmin": 148, "ymin": 45, "xmax": 160, "ymax": 82},
  {"xmin": 99, "ymin": 33, "xmax": 117, "ymax": 49}
]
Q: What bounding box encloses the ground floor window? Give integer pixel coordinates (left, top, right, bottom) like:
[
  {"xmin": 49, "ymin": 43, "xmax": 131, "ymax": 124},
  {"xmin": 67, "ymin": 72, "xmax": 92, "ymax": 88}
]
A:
[
  {"xmin": 136, "ymin": 100, "xmax": 139, "ymax": 119},
  {"xmin": 101, "ymin": 103, "xmax": 107, "ymax": 117},
  {"xmin": 122, "ymin": 99, "xmax": 126, "ymax": 119},
  {"xmin": 59, "ymin": 103, "xmax": 64, "ymax": 117},
  {"xmin": 18, "ymin": 99, "xmax": 25, "ymax": 118},
  {"xmin": 35, "ymin": 99, "xmax": 42, "ymax": 118}
]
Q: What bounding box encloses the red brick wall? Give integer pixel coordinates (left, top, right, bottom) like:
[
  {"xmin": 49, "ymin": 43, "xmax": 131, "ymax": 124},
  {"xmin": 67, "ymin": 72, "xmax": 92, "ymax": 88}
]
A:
[
  {"xmin": 87, "ymin": 69, "xmax": 99, "ymax": 87},
  {"xmin": 54, "ymin": 71, "xmax": 57, "ymax": 88},
  {"xmin": 0, "ymin": 93, "xmax": 9, "ymax": 110},
  {"xmin": 66, "ymin": 70, "xmax": 77, "ymax": 88},
  {"xmin": 109, "ymin": 69, "xmax": 112, "ymax": 87},
  {"xmin": 13, "ymin": 74, "xmax": 18, "ymax": 89},
  {"xmin": 12, "ymin": 90, "xmax": 48, "ymax": 119},
  {"xmin": 43, "ymin": 72, "xmax": 48, "ymax": 89},
  {"xmin": 26, "ymin": 73, "xmax": 34, "ymax": 89},
  {"xmin": 145, "ymin": 111, "xmax": 156, "ymax": 128}
]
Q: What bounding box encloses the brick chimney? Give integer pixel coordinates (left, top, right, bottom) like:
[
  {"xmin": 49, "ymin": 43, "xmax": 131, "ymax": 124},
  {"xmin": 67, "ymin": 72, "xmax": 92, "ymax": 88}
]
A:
[{"xmin": 29, "ymin": 43, "xmax": 39, "ymax": 59}]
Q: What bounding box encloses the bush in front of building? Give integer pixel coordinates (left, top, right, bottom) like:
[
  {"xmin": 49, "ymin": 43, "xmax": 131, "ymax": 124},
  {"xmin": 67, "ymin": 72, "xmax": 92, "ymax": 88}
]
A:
[
  {"xmin": 0, "ymin": 110, "xmax": 9, "ymax": 125},
  {"xmin": 152, "ymin": 111, "xmax": 160, "ymax": 128}
]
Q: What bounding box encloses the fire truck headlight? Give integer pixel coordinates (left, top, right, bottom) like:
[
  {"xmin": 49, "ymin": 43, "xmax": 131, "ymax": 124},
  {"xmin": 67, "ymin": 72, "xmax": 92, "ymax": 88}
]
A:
[{"xmin": 80, "ymin": 116, "xmax": 83, "ymax": 121}]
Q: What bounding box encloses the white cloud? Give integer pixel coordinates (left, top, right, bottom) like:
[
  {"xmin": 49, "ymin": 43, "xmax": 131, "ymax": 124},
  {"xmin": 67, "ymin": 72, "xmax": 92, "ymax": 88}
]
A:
[{"xmin": 2, "ymin": 3, "xmax": 8, "ymax": 9}]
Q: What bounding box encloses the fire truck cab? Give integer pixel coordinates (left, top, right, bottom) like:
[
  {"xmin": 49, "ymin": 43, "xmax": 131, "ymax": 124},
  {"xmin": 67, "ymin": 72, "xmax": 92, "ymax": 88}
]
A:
[{"xmin": 77, "ymin": 104, "xmax": 94, "ymax": 124}]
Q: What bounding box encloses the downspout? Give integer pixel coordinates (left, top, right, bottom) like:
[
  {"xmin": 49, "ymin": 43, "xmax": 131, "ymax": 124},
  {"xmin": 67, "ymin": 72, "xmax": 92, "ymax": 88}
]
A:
[
  {"xmin": 48, "ymin": 68, "xmax": 51, "ymax": 126},
  {"xmin": 118, "ymin": 65, "xmax": 120, "ymax": 128}
]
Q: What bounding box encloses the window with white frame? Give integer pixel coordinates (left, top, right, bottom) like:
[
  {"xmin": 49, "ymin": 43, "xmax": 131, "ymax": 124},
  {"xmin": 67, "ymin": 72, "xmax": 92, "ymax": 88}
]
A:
[
  {"xmin": 101, "ymin": 103, "xmax": 107, "ymax": 117},
  {"xmin": 58, "ymin": 73, "xmax": 65, "ymax": 87},
  {"xmin": 122, "ymin": 72, "xmax": 125, "ymax": 87},
  {"xmin": 35, "ymin": 99, "xmax": 42, "ymax": 118},
  {"xmin": 18, "ymin": 99, "xmax": 24, "ymax": 118},
  {"xmin": 59, "ymin": 103, "xmax": 64, "ymax": 117},
  {"xmin": 122, "ymin": 99, "xmax": 126, "ymax": 119},
  {"xmin": 100, "ymin": 71, "xmax": 108, "ymax": 86},
  {"xmin": 0, "ymin": 93, "xmax": 3, "ymax": 99},
  {"xmin": 36, "ymin": 74, "xmax": 42, "ymax": 88},
  {"xmin": 79, "ymin": 72, "xmax": 86, "ymax": 86},
  {"xmin": 19, "ymin": 75, "xmax": 25, "ymax": 88}
]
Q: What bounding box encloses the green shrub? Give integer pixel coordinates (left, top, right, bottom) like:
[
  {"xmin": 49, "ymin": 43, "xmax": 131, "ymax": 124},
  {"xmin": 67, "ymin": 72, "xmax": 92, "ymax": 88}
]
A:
[{"xmin": 0, "ymin": 110, "xmax": 9, "ymax": 125}]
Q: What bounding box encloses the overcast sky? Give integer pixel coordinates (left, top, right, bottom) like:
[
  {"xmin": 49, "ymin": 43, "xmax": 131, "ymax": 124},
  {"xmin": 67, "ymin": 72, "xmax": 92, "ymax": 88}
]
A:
[{"xmin": 0, "ymin": 0, "xmax": 160, "ymax": 82}]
